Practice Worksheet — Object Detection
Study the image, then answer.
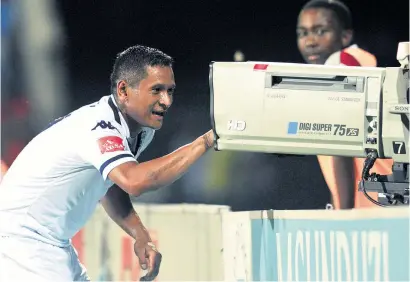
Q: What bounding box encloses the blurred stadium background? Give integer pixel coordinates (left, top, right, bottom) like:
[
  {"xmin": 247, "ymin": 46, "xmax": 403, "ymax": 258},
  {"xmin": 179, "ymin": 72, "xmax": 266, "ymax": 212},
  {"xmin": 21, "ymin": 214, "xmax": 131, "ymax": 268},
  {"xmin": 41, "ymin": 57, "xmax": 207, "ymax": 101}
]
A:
[{"xmin": 1, "ymin": 0, "xmax": 409, "ymax": 280}]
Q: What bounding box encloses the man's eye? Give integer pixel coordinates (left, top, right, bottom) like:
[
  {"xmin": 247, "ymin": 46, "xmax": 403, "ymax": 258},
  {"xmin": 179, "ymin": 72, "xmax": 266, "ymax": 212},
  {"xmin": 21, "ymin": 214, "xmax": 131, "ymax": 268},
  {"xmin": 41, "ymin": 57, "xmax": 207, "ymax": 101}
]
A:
[
  {"xmin": 152, "ymin": 88, "xmax": 161, "ymax": 94},
  {"xmin": 297, "ymin": 30, "xmax": 307, "ymax": 38},
  {"xmin": 314, "ymin": 29, "xmax": 327, "ymax": 36}
]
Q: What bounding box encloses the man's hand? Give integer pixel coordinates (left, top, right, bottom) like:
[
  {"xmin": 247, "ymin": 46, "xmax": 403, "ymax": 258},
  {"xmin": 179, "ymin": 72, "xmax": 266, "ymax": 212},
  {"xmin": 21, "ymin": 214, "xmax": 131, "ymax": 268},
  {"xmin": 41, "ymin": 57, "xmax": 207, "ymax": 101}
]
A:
[
  {"xmin": 202, "ymin": 129, "xmax": 215, "ymax": 150},
  {"xmin": 134, "ymin": 231, "xmax": 162, "ymax": 281}
]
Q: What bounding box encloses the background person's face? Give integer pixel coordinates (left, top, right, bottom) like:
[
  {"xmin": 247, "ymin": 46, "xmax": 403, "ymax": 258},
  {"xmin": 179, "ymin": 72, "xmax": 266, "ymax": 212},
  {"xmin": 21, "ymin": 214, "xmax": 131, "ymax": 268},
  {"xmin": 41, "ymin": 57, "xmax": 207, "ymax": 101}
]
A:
[{"xmin": 297, "ymin": 8, "xmax": 344, "ymax": 64}]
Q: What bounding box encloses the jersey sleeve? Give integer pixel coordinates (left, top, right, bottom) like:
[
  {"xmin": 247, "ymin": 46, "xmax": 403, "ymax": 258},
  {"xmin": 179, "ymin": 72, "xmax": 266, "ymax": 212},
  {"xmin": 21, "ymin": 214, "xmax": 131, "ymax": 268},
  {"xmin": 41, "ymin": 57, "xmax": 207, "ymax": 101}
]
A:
[
  {"xmin": 78, "ymin": 120, "xmax": 136, "ymax": 180},
  {"xmin": 325, "ymin": 50, "xmax": 360, "ymax": 66},
  {"xmin": 325, "ymin": 47, "xmax": 377, "ymax": 67}
]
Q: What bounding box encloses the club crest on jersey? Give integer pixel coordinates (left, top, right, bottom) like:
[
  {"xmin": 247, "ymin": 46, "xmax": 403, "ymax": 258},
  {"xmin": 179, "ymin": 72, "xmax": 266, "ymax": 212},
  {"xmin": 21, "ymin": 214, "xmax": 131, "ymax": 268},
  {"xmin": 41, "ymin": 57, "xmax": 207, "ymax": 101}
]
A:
[{"xmin": 98, "ymin": 136, "xmax": 125, "ymax": 154}]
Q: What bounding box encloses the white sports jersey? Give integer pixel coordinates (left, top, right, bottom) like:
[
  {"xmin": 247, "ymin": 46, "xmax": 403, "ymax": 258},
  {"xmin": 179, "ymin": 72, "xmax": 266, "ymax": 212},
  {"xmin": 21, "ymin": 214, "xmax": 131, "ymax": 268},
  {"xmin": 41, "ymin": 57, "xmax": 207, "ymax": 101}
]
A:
[{"xmin": 0, "ymin": 95, "xmax": 154, "ymax": 247}]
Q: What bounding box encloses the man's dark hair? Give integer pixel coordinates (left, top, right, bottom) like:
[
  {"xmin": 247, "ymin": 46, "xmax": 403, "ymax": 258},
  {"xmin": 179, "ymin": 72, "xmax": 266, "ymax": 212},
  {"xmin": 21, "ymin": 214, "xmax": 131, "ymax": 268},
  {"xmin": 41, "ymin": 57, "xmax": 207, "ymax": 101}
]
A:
[
  {"xmin": 301, "ymin": 0, "xmax": 353, "ymax": 30},
  {"xmin": 110, "ymin": 45, "xmax": 174, "ymax": 95}
]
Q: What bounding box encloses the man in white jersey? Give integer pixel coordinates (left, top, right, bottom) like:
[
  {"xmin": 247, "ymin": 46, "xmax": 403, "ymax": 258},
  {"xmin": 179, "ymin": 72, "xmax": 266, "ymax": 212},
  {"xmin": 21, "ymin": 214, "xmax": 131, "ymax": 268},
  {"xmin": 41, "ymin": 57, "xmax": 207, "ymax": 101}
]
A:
[{"xmin": 0, "ymin": 45, "xmax": 215, "ymax": 281}]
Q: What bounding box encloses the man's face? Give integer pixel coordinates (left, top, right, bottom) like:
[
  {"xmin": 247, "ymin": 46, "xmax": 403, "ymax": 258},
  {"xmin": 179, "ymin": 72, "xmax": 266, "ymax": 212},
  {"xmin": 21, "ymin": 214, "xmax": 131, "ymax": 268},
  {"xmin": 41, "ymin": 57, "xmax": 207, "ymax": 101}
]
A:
[
  {"xmin": 124, "ymin": 65, "xmax": 176, "ymax": 130},
  {"xmin": 297, "ymin": 8, "xmax": 344, "ymax": 64}
]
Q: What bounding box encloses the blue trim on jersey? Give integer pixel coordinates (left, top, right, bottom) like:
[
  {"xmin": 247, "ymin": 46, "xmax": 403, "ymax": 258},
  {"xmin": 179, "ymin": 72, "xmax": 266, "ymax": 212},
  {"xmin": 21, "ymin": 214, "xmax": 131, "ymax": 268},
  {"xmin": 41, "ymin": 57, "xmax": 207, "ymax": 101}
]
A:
[{"xmin": 99, "ymin": 153, "xmax": 134, "ymax": 174}]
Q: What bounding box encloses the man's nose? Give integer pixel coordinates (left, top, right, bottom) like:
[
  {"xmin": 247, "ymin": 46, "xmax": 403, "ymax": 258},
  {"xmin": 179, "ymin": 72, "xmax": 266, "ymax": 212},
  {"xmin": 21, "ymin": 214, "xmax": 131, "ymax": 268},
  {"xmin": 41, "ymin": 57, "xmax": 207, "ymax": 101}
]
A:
[
  {"xmin": 305, "ymin": 34, "xmax": 319, "ymax": 49},
  {"xmin": 159, "ymin": 92, "xmax": 173, "ymax": 108}
]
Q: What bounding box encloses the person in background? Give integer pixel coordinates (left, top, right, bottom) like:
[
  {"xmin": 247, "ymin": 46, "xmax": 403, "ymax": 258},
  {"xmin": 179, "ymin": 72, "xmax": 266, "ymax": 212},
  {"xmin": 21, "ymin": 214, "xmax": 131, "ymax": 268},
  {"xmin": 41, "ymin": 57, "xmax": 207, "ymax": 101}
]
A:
[{"xmin": 296, "ymin": 0, "xmax": 393, "ymax": 209}]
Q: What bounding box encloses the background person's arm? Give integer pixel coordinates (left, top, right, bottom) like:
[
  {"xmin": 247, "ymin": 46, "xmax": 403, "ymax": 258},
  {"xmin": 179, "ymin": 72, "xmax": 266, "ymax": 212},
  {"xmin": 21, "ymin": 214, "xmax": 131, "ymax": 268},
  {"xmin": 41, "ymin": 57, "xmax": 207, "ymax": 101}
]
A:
[{"xmin": 317, "ymin": 155, "xmax": 355, "ymax": 209}]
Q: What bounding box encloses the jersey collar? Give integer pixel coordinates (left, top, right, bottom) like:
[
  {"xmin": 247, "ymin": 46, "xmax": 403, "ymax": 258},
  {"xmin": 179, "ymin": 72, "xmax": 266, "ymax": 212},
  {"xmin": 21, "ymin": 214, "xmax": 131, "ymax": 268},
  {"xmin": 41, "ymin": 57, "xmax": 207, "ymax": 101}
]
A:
[{"xmin": 109, "ymin": 95, "xmax": 131, "ymax": 138}]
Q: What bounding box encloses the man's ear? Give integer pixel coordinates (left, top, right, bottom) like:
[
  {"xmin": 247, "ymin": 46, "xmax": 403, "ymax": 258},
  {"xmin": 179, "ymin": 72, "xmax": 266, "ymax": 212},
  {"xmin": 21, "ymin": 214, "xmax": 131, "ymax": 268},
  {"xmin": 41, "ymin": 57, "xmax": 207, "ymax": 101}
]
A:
[
  {"xmin": 116, "ymin": 80, "xmax": 128, "ymax": 101},
  {"xmin": 341, "ymin": 29, "xmax": 353, "ymax": 48}
]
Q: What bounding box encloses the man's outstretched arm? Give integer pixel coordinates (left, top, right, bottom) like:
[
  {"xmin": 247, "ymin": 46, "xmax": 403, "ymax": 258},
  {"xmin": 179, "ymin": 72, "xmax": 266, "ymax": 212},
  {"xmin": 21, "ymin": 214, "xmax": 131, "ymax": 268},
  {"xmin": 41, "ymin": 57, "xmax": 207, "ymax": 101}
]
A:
[{"xmin": 108, "ymin": 130, "xmax": 214, "ymax": 197}]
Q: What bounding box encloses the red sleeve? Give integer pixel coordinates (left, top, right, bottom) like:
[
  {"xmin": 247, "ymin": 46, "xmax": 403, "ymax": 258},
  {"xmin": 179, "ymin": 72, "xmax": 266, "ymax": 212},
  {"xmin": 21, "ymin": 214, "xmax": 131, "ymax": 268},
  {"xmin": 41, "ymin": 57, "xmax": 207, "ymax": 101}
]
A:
[{"xmin": 340, "ymin": 50, "xmax": 361, "ymax": 66}]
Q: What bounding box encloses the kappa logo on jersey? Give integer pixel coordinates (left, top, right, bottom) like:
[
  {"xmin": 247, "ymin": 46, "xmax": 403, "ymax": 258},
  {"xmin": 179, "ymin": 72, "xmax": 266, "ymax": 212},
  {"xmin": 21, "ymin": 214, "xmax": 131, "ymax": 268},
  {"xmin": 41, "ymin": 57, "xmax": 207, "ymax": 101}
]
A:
[
  {"xmin": 92, "ymin": 120, "xmax": 119, "ymax": 132},
  {"xmin": 97, "ymin": 136, "xmax": 125, "ymax": 154}
]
